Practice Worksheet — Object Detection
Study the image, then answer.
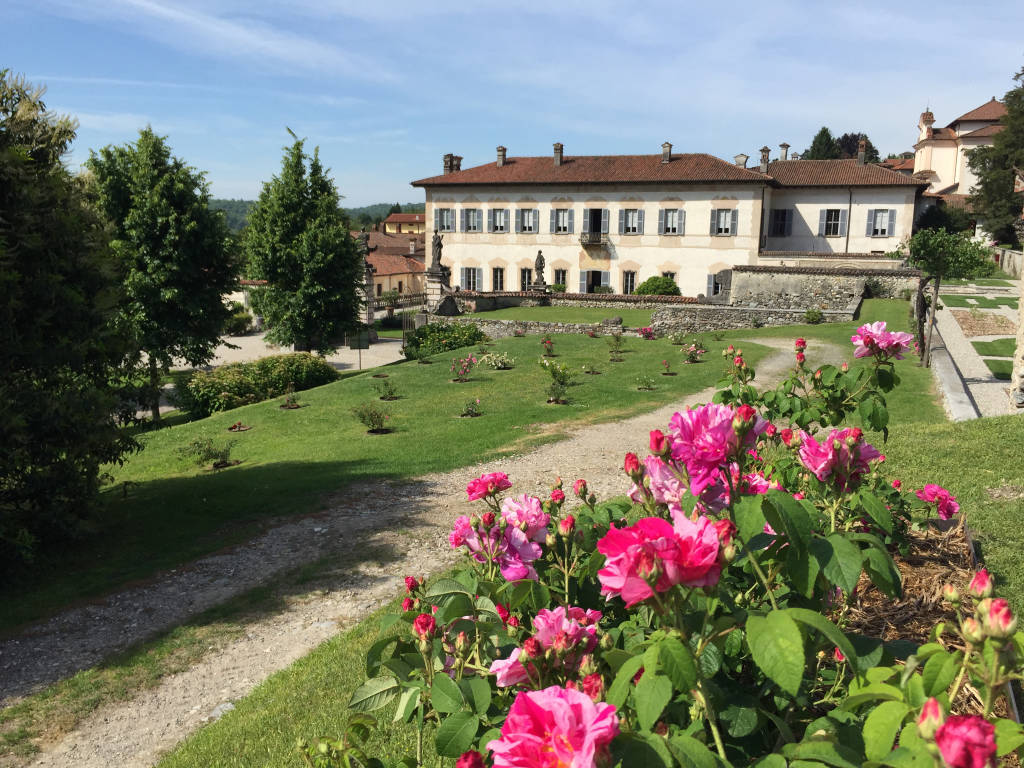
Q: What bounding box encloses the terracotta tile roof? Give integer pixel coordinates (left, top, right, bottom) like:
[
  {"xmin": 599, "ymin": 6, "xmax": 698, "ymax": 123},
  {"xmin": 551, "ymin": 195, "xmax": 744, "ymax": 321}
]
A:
[
  {"xmin": 367, "ymin": 252, "xmax": 425, "ymax": 277},
  {"xmin": 366, "ymin": 231, "xmax": 426, "ymax": 258},
  {"xmin": 411, "ymin": 153, "xmax": 769, "ymax": 186},
  {"xmin": 881, "ymin": 157, "xmax": 915, "ymax": 171},
  {"xmin": 961, "ymin": 124, "xmax": 1004, "ymax": 139},
  {"xmin": 765, "ymin": 159, "xmax": 926, "ymax": 187},
  {"xmin": 923, "ymin": 192, "xmax": 972, "ymax": 211},
  {"xmin": 384, "ymin": 212, "xmax": 425, "ymax": 224},
  {"xmin": 948, "ymin": 98, "xmax": 1006, "ymax": 126},
  {"xmin": 918, "ymin": 127, "xmax": 958, "ymax": 143}
]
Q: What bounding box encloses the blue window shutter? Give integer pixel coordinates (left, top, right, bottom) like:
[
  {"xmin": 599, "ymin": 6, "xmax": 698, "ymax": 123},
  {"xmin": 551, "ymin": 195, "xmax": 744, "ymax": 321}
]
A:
[
  {"xmin": 533, "ymin": 209, "xmax": 539, "ymax": 233},
  {"xmin": 459, "ymin": 209, "xmax": 465, "ymax": 232},
  {"xmin": 515, "ymin": 209, "xmax": 522, "ymax": 233},
  {"xmin": 568, "ymin": 209, "xmax": 574, "ymax": 234},
  {"xmin": 679, "ymin": 209, "xmax": 686, "ymax": 235},
  {"xmin": 730, "ymin": 209, "xmax": 738, "ymax": 236},
  {"xmin": 476, "ymin": 268, "xmax": 483, "ymax": 290},
  {"xmin": 888, "ymin": 209, "xmax": 896, "ymax": 236},
  {"xmin": 838, "ymin": 209, "xmax": 848, "ymax": 237},
  {"xmin": 817, "ymin": 209, "xmax": 827, "ymax": 236},
  {"xmin": 706, "ymin": 274, "xmax": 715, "ymax": 296},
  {"xmin": 601, "ymin": 208, "xmax": 609, "ymax": 233},
  {"xmin": 460, "ymin": 267, "xmax": 467, "ymax": 288},
  {"xmin": 434, "ymin": 208, "xmax": 440, "ymax": 231},
  {"xmin": 504, "ymin": 209, "xmax": 510, "ymax": 232},
  {"xmin": 618, "ymin": 209, "xmax": 625, "ymax": 234},
  {"xmin": 487, "ymin": 209, "xmax": 494, "ymax": 232},
  {"xmin": 578, "ymin": 271, "xmax": 587, "ymax": 293},
  {"xmin": 866, "ymin": 209, "xmax": 875, "ymax": 236},
  {"xmin": 550, "ymin": 209, "xmax": 556, "ymax": 233},
  {"xmin": 785, "ymin": 209, "xmax": 793, "ymax": 236},
  {"xmin": 658, "ymin": 208, "xmax": 666, "ymax": 235},
  {"xmin": 601, "ymin": 271, "xmax": 610, "ymax": 288},
  {"xmin": 710, "ymin": 209, "xmax": 717, "ymax": 235},
  {"xmin": 637, "ymin": 209, "xmax": 645, "ymax": 235},
  {"xmin": 581, "ymin": 208, "xmax": 590, "ymax": 233}
]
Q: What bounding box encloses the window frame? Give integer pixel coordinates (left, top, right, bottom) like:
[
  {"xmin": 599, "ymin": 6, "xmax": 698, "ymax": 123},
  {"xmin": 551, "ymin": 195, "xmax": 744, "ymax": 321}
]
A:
[
  {"xmin": 624, "ymin": 208, "xmax": 639, "ymax": 234},
  {"xmin": 715, "ymin": 209, "xmax": 732, "ymax": 236},
  {"xmin": 664, "ymin": 209, "xmax": 679, "ymax": 234},
  {"xmin": 555, "ymin": 208, "xmax": 570, "ymax": 233},
  {"xmin": 492, "ymin": 267, "xmax": 504, "ymax": 291},
  {"xmin": 466, "ymin": 209, "xmax": 481, "ymax": 232},
  {"xmin": 520, "ymin": 209, "xmax": 536, "ymax": 233},
  {"xmin": 553, "ymin": 268, "xmax": 567, "ymax": 287},
  {"xmin": 438, "ymin": 208, "xmax": 454, "ymax": 233},
  {"xmin": 623, "ymin": 270, "xmax": 637, "ymax": 295},
  {"xmin": 770, "ymin": 209, "xmax": 789, "ymax": 237},
  {"xmin": 520, "ymin": 268, "xmax": 532, "ymax": 291},
  {"xmin": 493, "ymin": 209, "xmax": 508, "ymax": 233},
  {"xmin": 824, "ymin": 209, "xmax": 841, "ymax": 237},
  {"xmin": 872, "ymin": 209, "xmax": 889, "ymax": 237}
]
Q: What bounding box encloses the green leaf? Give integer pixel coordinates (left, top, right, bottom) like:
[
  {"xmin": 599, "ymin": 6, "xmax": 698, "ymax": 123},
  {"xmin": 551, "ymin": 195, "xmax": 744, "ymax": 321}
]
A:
[
  {"xmin": 434, "ymin": 593, "xmax": 475, "ymax": 624},
  {"xmin": 365, "ymin": 636, "xmax": 399, "ymax": 677},
  {"xmin": 763, "ymin": 491, "xmax": 814, "ymax": 550},
  {"xmin": 721, "ymin": 703, "xmax": 759, "ymax": 737},
  {"xmin": 858, "ymin": 492, "xmax": 894, "ymax": 534},
  {"xmin": 659, "ymin": 636, "xmax": 698, "ymax": 693},
  {"xmin": 747, "ymin": 610, "xmax": 805, "ymax": 696},
  {"xmin": 862, "ymin": 701, "xmax": 909, "ymax": 761},
  {"xmin": 921, "ymin": 650, "xmax": 960, "ymax": 697},
  {"xmin": 668, "ymin": 734, "xmax": 721, "ymax": 768},
  {"xmin": 426, "ymin": 577, "xmax": 472, "ymax": 598},
  {"xmin": 478, "ymin": 727, "xmax": 501, "ymax": 752},
  {"xmin": 613, "ymin": 733, "xmax": 674, "ymax": 768},
  {"xmin": 810, "ymin": 534, "xmax": 862, "ymax": 596},
  {"xmin": 787, "ymin": 545, "xmax": 820, "ymax": 598},
  {"xmin": 459, "ymin": 677, "xmax": 491, "ymax": 716},
  {"xmin": 434, "ymin": 712, "xmax": 480, "ymax": 758},
  {"xmin": 348, "ymin": 676, "xmax": 400, "ymax": 712},
  {"xmin": 994, "ymin": 717, "xmax": 1024, "ymax": 756},
  {"xmin": 734, "ymin": 494, "xmax": 767, "ymax": 544},
  {"xmin": 787, "ymin": 608, "xmax": 858, "ymax": 669},
  {"xmin": 506, "ymin": 580, "xmax": 551, "ymax": 612},
  {"xmin": 781, "ymin": 740, "xmax": 862, "ymax": 768},
  {"xmin": 429, "ymin": 673, "xmax": 466, "ymax": 714},
  {"xmin": 393, "ymin": 686, "xmax": 420, "ymax": 723},
  {"xmin": 636, "ymin": 674, "xmax": 673, "ymax": 731},
  {"xmin": 752, "ymin": 756, "xmax": 787, "ymax": 768},
  {"xmin": 863, "ymin": 546, "xmax": 902, "ymax": 599},
  {"xmin": 607, "ymin": 655, "xmax": 644, "ymax": 709}
]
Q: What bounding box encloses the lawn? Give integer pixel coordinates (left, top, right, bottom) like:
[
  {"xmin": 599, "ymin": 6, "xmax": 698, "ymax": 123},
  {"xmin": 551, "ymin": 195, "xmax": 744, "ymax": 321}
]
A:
[
  {"xmin": 940, "ymin": 294, "xmax": 1019, "ymax": 309},
  {"xmin": 942, "ymin": 277, "xmax": 1014, "ymax": 287},
  {"xmin": 971, "ymin": 338, "xmax": 1016, "ymax": 357},
  {"xmin": 466, "ymin": 305, "xmax": 654, "ymax": 327},
  {"xmin": 984, "ymin": 358, "xmax": 1013, "ymax": 380},
  {"xmin": 2, "ymin": 333, "xmax": 765, "ymax": 632}
]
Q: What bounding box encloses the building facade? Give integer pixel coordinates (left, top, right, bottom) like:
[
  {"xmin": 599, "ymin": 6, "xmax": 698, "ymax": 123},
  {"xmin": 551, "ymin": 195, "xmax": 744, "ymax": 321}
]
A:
[
  {"xmin": 383, "ymin": 212, "xmax": 427, "ymax": 234},
  {"xmin": 412, "ymin": 143, "xmax": 924, "ymax": 297},
  {"xmin": 913, "ymin": 98, "xmax": 1006, "ymax": 199}
]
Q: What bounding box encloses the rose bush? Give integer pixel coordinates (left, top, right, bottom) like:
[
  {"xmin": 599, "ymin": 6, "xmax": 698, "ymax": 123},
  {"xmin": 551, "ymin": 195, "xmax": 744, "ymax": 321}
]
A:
[{"xmin": 308, "ymin": 322, "xmax": 1024, "ymax": 768}]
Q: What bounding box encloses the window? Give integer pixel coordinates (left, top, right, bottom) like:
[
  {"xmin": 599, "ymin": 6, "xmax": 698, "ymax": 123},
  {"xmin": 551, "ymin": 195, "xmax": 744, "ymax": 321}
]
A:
[
  {"xmin": 553, "ymin": 208, "xmax": 571, "ymax": 233},
  {"xmin": 518, "ymin": 209, "xmax": 537, "ymax": 233},
  {"xmin": 462, "ymin": 268, "xmax": 479, "ymax": 291},
  {"xmin": 823, "ymin": 209, "xmax": 841, "ymax": 237},
  {"xmin": 491, "ymin": 208, "xmax": 509, "ymax": 233},
  {"xmin": 397, "ymin": 280, "xmax": 403, "ymax": 293},
  {"xmin": 664, "ymin": 209, "xmax": 679, "ymax": 234},
  {"xmin": 436, "ymin": 208, "xmax": 454, "ymax": 232},
  {"xmin": 492, "ymin": 267, "xmax": 504, "ymax": 291},
  {"xmin": 867, "ymin": 208, "xmax": 896, "ymax": 237},
  {"xmin": 623, "ymin": 271, "xmax": 636, "ymax": 294},
  {"xmin": 520, "ymin": 268, "xmax": 532, "ymax": 291},
  {"xmin": 770, "ymin": 209, "xmax": 792, "ymax": 237},
  {"xmin": 554, "ymin": 268, "xmax": 567, "ymax": 287},
  {"xmin": 662, "ymin": 271, "xmax": 676, "ymax": 281},
  {"xmin": 464, "ymin": 209, "xmax": 482, "ymax": 232},
  {"xmin": 623, "ymin": 209, "xmax": 639, "ymax": 234},
  {"xmin": 376, "ymin": 283, "xmax": 382, "ymax": 296},
  {"xmin": 712, "ymin": 208, "xmax": 736, "ymax": 236}
]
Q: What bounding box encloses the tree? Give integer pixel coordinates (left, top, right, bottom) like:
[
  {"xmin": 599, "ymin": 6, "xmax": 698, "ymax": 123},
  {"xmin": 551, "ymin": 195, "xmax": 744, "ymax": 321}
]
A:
[
  {"xmin": 901, "ymin": 228, "xmax": 993, "ymax": 366},
  {"xmin": 915, "ymin": 201, "xmax": 975, "ymax": 234},
  {"xmin": 0, "ymin": 72, "xmax": 138, "ymax": 565},
  {"xmin": 803, "ymin": 127, "xmax": 841, "ymax": 160},
  {"xmin": 633, "ymin": 275, "xmax": 681, "ymax": 296},
  {"xmin": 968, "ymin": 67, "xmax": 1024, "ymax": 246},
  {"xmin": 388, "ymin": 202, "xmax": 402, "ymax": 216},
  {"xmin": 836, "ymin": 132, "xmax": 881, "ymax": 163},
  {"xmin": 242, "ymin": 134, "xmax": 364, "ymax": 354},
  {"xmin": 87, "ymin": 128, "xmax": 238, "ymax": 422}
]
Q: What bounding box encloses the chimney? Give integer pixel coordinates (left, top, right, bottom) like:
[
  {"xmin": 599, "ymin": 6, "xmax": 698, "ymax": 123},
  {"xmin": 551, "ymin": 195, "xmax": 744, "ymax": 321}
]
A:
[
  {"xmin": 779, "ymin": 142, "xmax": 790, "ymax": 161},
  {"xmin": 443, "ymin": 153, "xmax": 454, "ymax": 174},
  {"xmin": 661, "ymin": 141, "xmax": 672, "ymax": 163},
  {"xmin": 452, "ymin": 155, "xmax": 462, "ymax": 172},
  {"xmin": 496, "ymin": 145, "xmax": 506, "ymax": 167},
  {"xmin": 759, "ymin": 146, "xmax": 771, "ymax": 173},
  {"xmin": 733, "ymin": 153, "xmax": 749, "ymax": 168},
  {"xmin": 857, "ymin": 138, "xmax": 866, "ymax": 165},
  {"xmin": 553, "ymin": 142, "xmax": 563, "ymax": 167},
  {"xmin": 790, "ymin": 152, "xmax": 800, "ymax": 160}
]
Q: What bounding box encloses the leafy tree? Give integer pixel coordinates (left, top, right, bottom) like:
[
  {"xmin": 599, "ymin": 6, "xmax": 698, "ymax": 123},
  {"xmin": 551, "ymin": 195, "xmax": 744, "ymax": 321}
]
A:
[
  {"xmin": 968, "ymin": 67, "xmax": 1024, "ymax": 246},
  {"xmin": 915, "ymin": 201, "xmax": 975, "ymax": 234},
  {"xmin": 88, "ymin": 128, "xmax": 238, "ymax": 422},
  {"xmin": 836, "ymin": 132, "xmax": 881, "ymax": 163},
  {"xmin": 243, "ymin": 133, "xmax": 364, "ymax": 354},
  {"xmin": 0, "ymin": 72, "xmax": 138, "ymax": 564},
  {"xmin": 633, "ymin": 275, "xmax": 681, "ymax": 296},
  {"xmin": 209, "ymin": 198, "xmax": 255, "ymax": 232},
  {"xmin": 900, "ymin": 228, "xmax": 993, "ymax": 365},
  {"xmin": 803, "ymin": 127, "xmax": 841, "ymax": 159},
  {"xmin": 387, "ymin": 202, "xmax": 402, "ymax": 216}
]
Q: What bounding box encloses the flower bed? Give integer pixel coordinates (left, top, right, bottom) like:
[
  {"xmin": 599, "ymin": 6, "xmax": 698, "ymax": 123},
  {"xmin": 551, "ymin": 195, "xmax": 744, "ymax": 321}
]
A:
[{"xmin": 308, "ymin": 321, "xmax": 1024, "ymax": 768}]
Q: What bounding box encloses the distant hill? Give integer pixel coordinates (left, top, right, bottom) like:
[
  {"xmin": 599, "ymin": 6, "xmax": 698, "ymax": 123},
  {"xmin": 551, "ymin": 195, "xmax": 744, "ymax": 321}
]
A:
[{"xmin": 209, "ymin": 199, "xmax": 424, "ymax": 233}]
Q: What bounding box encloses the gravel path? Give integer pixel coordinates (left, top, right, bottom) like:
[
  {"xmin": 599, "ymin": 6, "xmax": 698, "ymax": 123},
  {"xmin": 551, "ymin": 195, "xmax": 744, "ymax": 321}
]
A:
[{"xmin": 8, "ymin": 338, "xmax": 834, "ymax": 768}]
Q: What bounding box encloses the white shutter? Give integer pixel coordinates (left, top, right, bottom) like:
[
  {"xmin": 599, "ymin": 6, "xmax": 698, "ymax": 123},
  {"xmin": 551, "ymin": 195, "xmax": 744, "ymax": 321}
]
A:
[
  {"xmin": 817, "ymin": 209, "xmax": 827, "ymax": 236},
  {"xmin": 460, "ymin": 267, "xmax": 467, "ymax": 288},
  {"xmin": 709, "ymin": 209, "xmax": 717, "ymax": 235},
  {"xmin": 578, "ymin": 271, "xmax": 587, "ymax": 293},
  {"xmin": 679, "ymin": 209, "xmax": 686, "ymax": 235},
  {"xmin": 601, "ymin": 208, "xmax": 609, "ymax": 233},
  {"xmin": 487, "ymin": 209, "xmax": 494, "ymax": 232},
  {"xmin": 730, "ymin": 209, "xmax": 738, "ymax": 236},
  {"xmin": 434, "ymin": 209, "xmax": 440, "ymax": 232},
  {"xmin": 568, "ymin": 209, "xmax": 574, "ymax": 234},
  {"xmin": 476, "ymin": 268, "xmax": 483, "ymax": 291},
  {"xmin": 581, "ymin": 208, "xmax": 590, "ymax": 233},
  {"xmin": 658, "ymin": 209, "xmax": 666, "ymax": 235},
  {"xmin": 618, "ymin": 209, "xmax": 625, "ymax": 234},
  {"xmin": 550, "ymin": 209, "xmax": 556, "ymax": 233},
  {"xmin": 504, "ymin": 209, "xmax": 510, "ymax": 233},
  {"xmin": 514, "ymin": 209, "xmax": 522, "ymax": 233},
  {"xmin": 838, "ymin": 209, "xmax": 848, "ymax": 237},
  {"xmin": 866, "ymin": 209, "xmax": 875, "ymax": 237},
  {"xmin": 459, "ymin": 209, "xmax": 465, "ymax": 232},
  {"xmin": 888, "ymin": 209, "xmax": 896, "ymax": 237},
  {"xmin": 637, "ymin": 210, "xmax": 645, "ymax": 235},
  {"xmin": 601, "ymin": 271, "xmax": 610, "ymax": 288}
]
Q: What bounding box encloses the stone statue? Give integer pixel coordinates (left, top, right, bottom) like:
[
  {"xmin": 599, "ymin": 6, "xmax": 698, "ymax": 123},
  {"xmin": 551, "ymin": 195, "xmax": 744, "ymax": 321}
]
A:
[
  {"xmin": 430, "ymin": 230, "xmax": 443, "ymax": 270},
  {"xmin": 534, "ymin": 249, "xmax": 545, "ymax": 276}
]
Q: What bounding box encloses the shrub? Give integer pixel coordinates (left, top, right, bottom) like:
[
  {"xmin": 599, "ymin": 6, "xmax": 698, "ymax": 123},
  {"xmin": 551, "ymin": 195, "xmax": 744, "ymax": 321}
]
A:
[
  {"xmin": 177, "ymin": 437, "xmax": 236, "ymax": 468},
  {"xmin": 460, "ymin": 398, "xmax": 482, "ymax": 417},
  {"xmin": 634, "ymin": 275, "xmax": 681, "ymax": 295},
  {"xmin": 803, "ymin": 308, "xmax": 824, "ymax": 324},
  {"xmin": 223, "ymin": 306, "xmax": 253, "ymax": 336},
  {"xmin": 403, "ymin": 323, "xmax": 485, "ymax": 360},
  {"xmin": 479, "ymin": 352, "xmax": 515, "ymax": 370},
  {"xmin": 638, "ymin": 326, "xmax": 655, "ymax": 340},
  {"xmin": 538, "ymin": 357, "xmax": 575, "ymax": 386},
  {"xmin": 351, "ymin": 402, "xmax": 390, "ymax": 432},
  {"xmin": 635, "ymin": 373, "xmax": 655, "ymax": 390},
  {"xmin": 179, "ymin": 353, "xmax": 339, "ymax": 417},
  {"xmin": 592, "ymin": 285, "xmax": 614, "ymax": 294},
  {"xmin": 546, "ymin": 380, "xmax": 568, "ymax": 403},
  {"xmin": 374, "ymin": 379, "xmax": 399, "ymax": 401},
  {"xmin": 450, "ymin": 355, "xmax": 477, "ymax": 382},
  {"xmin": 550, "ymin": 283, "xmax": 566, "ymax": 293}
]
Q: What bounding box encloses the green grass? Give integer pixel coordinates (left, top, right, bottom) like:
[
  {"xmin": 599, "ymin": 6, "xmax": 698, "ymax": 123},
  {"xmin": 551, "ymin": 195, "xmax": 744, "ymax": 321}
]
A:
[
  {"xmin": 983, "ymin": 358, "xmax": 1013, "ymax": 380},
  {"xmin": 971, "ymin": 338, "xmax": 1016, "ymax": 357},
  {"xmin": 2, "ymin": 333, "xmax": 765, "ymax": 632},
  {"xmin": 466, "ymin": 305, "xmax": 654, "ymax": 327},
  {"xmin": 942, "ymin": 277, "xmax": 1014, "ymax": 287},
  {"xmin": 940, "ymin": 295, "xmax": 1018, "ymax": 309}
]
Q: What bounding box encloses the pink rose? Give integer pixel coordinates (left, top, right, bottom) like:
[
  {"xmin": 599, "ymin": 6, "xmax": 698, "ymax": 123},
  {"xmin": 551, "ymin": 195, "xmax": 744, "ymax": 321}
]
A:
[
  {"xmin": 401, "ymin": 597, "xmax": 414, "ymax": 612},
  {"xmin": 916, "ymin": 484, "xmax": 960, "ymax": 520},
  {"xmin": 412, "ymin": 613, "xmax": 436, "ymax": 639},
  {"xmin": 532, "ymin": 606, "xmax": 601, "ymax": 652},
  {"xmin": 798, "ymin": 427, "xmax": 881, "ymax": 490},
  {"xmin": 643, "ymin": 455, "xmax": 686, "ymax": 508},
  {"xmin": 550, "ymin": 488, "xmax": 565, "ymax": 503},
  {"xmin": 668, "ymin": 403, "xmax": 767, "ymax": 495},
  {"xmin": 982, "ymin": 597, "xmax": 1017, "ymax": 638},
  {"xmin": 456, "ymin": 751, "xmax": 485, "ymax": 768},
  {"xmin": 487, "ymin": 686, "xmax": 619, "ymax": 768},
  {"xmin": 711, "ymin": 518, "xmax": 735, "ymax": 546},
  {"xmin": 935, "ymin": 715, "xmax": 996, "ymax": 768},
  {"xmin": 582, "ymin": 673, "xmax": 604, "ymax": 702},
  {"xmin": 649, "ymin": 429, "xmax": 669, "ymax": 455},
  {"xmin": 489, "ymin": 648, "xmax": 530, "ymax": 688},
  {"xmin": 466, "ymin": 471, "xmax": 512, "ymax": 501},
  {"xmin": 796, "ymin": 351, "xmax": 805, "ymax": 364},
  {"xmin": 968, "ymin": 569, "xmax": 992, "ymax": 599},
  {"xmin": 501, "ymin": 494, "xmax": 549, "ymax": 542},
  {"xmin": 572, "ymin": 478, "xmax": 588, "ymax": 498},
  {"xmin": 404, "ymin": 576, "xmax": 419, "ymax": 593},
  {"xmin": 851, "ymin": 320, "xmax": 914, "ymax": 361},
  {"xmin": 558, "ymin": 515, "xmax": 575, "ymax": 536},
  {"xmin": 918, "ymin": 697, "xmax": 945, "ymax": 740},
  {"xmin": 624, "ymin": 452, "xmax": 641, "ymax": 477}
]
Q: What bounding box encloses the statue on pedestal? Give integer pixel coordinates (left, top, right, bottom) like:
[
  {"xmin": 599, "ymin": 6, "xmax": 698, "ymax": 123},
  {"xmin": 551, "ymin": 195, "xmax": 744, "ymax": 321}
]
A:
[
  {"xmin": 430, "ymin": 230, "xmax": 443, "ymax": 272},
  {"xmin": 530, "ymin": 249, "xmax": 547, "ymax": 291}
]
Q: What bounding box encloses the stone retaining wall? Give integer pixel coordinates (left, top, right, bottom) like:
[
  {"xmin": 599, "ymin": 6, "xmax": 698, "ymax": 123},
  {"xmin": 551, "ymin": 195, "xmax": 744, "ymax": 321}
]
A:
[
  {"xmin": 457, "ymin": 290, "xmax": 697, "ymax": 313},
  {"xmin": 715, "ymin": 266, "xmax": 918, "ymax": 309},
  {"xmin": 439, "ymin": 316, "xmax": 624, "ymax": 339}
]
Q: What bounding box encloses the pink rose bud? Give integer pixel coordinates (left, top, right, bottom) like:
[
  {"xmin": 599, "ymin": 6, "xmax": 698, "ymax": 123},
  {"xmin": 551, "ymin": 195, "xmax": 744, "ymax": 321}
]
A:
[
  {"xmin": 733, "ymin": 355, "xmax": 744, "ymax": 367},
  {"xmin": 496, "ymin": 603, "xmax": 510, "ymax": 623},
  {"xmin": 550, "ymin": 488, "xmax": 565, "ymax": 503},
  {"xmin": 892, "ymin": 479, "xmax": 901, "ymax": 489},
  {"xmin": 456, "ymin": 751, "xmax": 485, "ymax": 768},
  {"xmin": 711, "ymin": 518, "xmax": 736, "ymax": 546},
  {"xmin": 649, "ymin": 429, "xmax": 669, "ymax": 455},
  {"xmin": 960, "ymin": 616, "xmax": 984, "ymax": 645},
  {"xmin": 780, "ymin": 428, "xmax": 794, "ymax": 445},
  {"xmin": 506, "ymin": 615, "xmax": 520, "ymax": 629},
  {"xmin": 942, "ymin": 584, "xmax": 961, "ymax": 604},
  {"xmin": 833, "ymin": 647, "xmax": 845, "ymax": 663},
  {"xmin": 968, "ymin": 568, "xmax": 993, "ymax": 599},
  {"xmin": 983, "ymin": 597, "xmax": 1017, "ymax": 639},
  {"xmin": 404, "ymin": 576, "xmax": 419, "ymax": 593},
  {"xmin": 814, "ymin": 368, "xmax": 822, "ymax": 379},
  {"xmin": 726, "ymin": 345, "xmax": 735, "ymax": 354},
  {"xmin": 624, "ymin": 452, "xmax": 641, "ymax": 477},
  {"xmin": 935, "ymin": 715, "xmax": 997, "ymax": 768},
  {"xmin": 455, "ymin": 631, "xmax": 469, "ymax": 653},
  {"xmin": 841, "ymin": 362, "xmax": 849, "ymax": 372},
  {"xmin": 402, "ymin": 597, "xmax": 414, "ymax": 612},
  {"xmin": 481, "ymin": 511, "xmax": 496, "ymax": 527},
  {"xmin": 764, "ymin": 423, "xmax": 777, "ymax": 438},
  {"xmin": 582, "ymin": 672, "xmax": 604, "ymax": 702},
  {"xmin": 412, "ymin": 613, "xmax": 436, "ymax": 640},
  {"xmin": 523, "ymin": 637, "xmax": 543, "ymax": 658},
  {"xmin": 795, "ymin": 338, "xmax": 807, "ymax": 351},
  {"xmin": 917, "ymin": 697, "xmax": 945, "ymax": 740},
  {"xmin": 793, "ymin": 492, "xmax": 805, "ymax": 500},
  {"xmin": 573, "ymin": 478, "xmax": 588, "ymax": 497},
  {"xmin": 558, "ymin": 515, "xmax": 576, "ymax": 536},
  {"xmin": 796, "ymin": 352, "xmax": 805, "ymax": 364}
]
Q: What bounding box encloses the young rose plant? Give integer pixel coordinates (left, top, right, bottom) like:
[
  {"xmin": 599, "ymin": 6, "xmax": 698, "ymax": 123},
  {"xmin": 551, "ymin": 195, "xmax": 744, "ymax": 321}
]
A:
[{"xmin": 331, "ymin": 324, "xmax": 1024, "ymax": 768}]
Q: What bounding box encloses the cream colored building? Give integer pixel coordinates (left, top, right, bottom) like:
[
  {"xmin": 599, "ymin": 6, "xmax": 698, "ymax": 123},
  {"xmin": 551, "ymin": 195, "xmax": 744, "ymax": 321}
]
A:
[
  {"xmin": 913, "ymin": 98, "xmax": 1006, "ymax": 199},
  {"xmin": 383, "ymin": 213, "xmax": 427, "ymax": 234},
  {"xmin": 412, "ymin": 143, "xmax": 924, "ymax": 297}
]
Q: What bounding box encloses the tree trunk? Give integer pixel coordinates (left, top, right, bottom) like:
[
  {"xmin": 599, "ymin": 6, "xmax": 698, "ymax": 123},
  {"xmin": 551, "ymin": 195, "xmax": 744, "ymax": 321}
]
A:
[
  {"xmin": 924, "ymin": 275, "xmax": 942, "ymax": 368},
  {"xmin": 149, "ymin": 356, "xmax": 162, "ymax": 423}
]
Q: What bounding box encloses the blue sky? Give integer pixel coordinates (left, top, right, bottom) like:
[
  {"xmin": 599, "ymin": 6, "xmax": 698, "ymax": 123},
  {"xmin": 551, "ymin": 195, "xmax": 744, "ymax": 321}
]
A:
[{"xmin": 8, "ymin": 0, "xmax": 1023, "ymax": 207}]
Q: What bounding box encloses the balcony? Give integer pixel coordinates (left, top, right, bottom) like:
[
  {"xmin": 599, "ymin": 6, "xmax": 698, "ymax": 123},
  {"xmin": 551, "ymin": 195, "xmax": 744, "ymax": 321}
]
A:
[{"xmin": 579, "ymin": 232, "xmax": 608, "ymax": 247}]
